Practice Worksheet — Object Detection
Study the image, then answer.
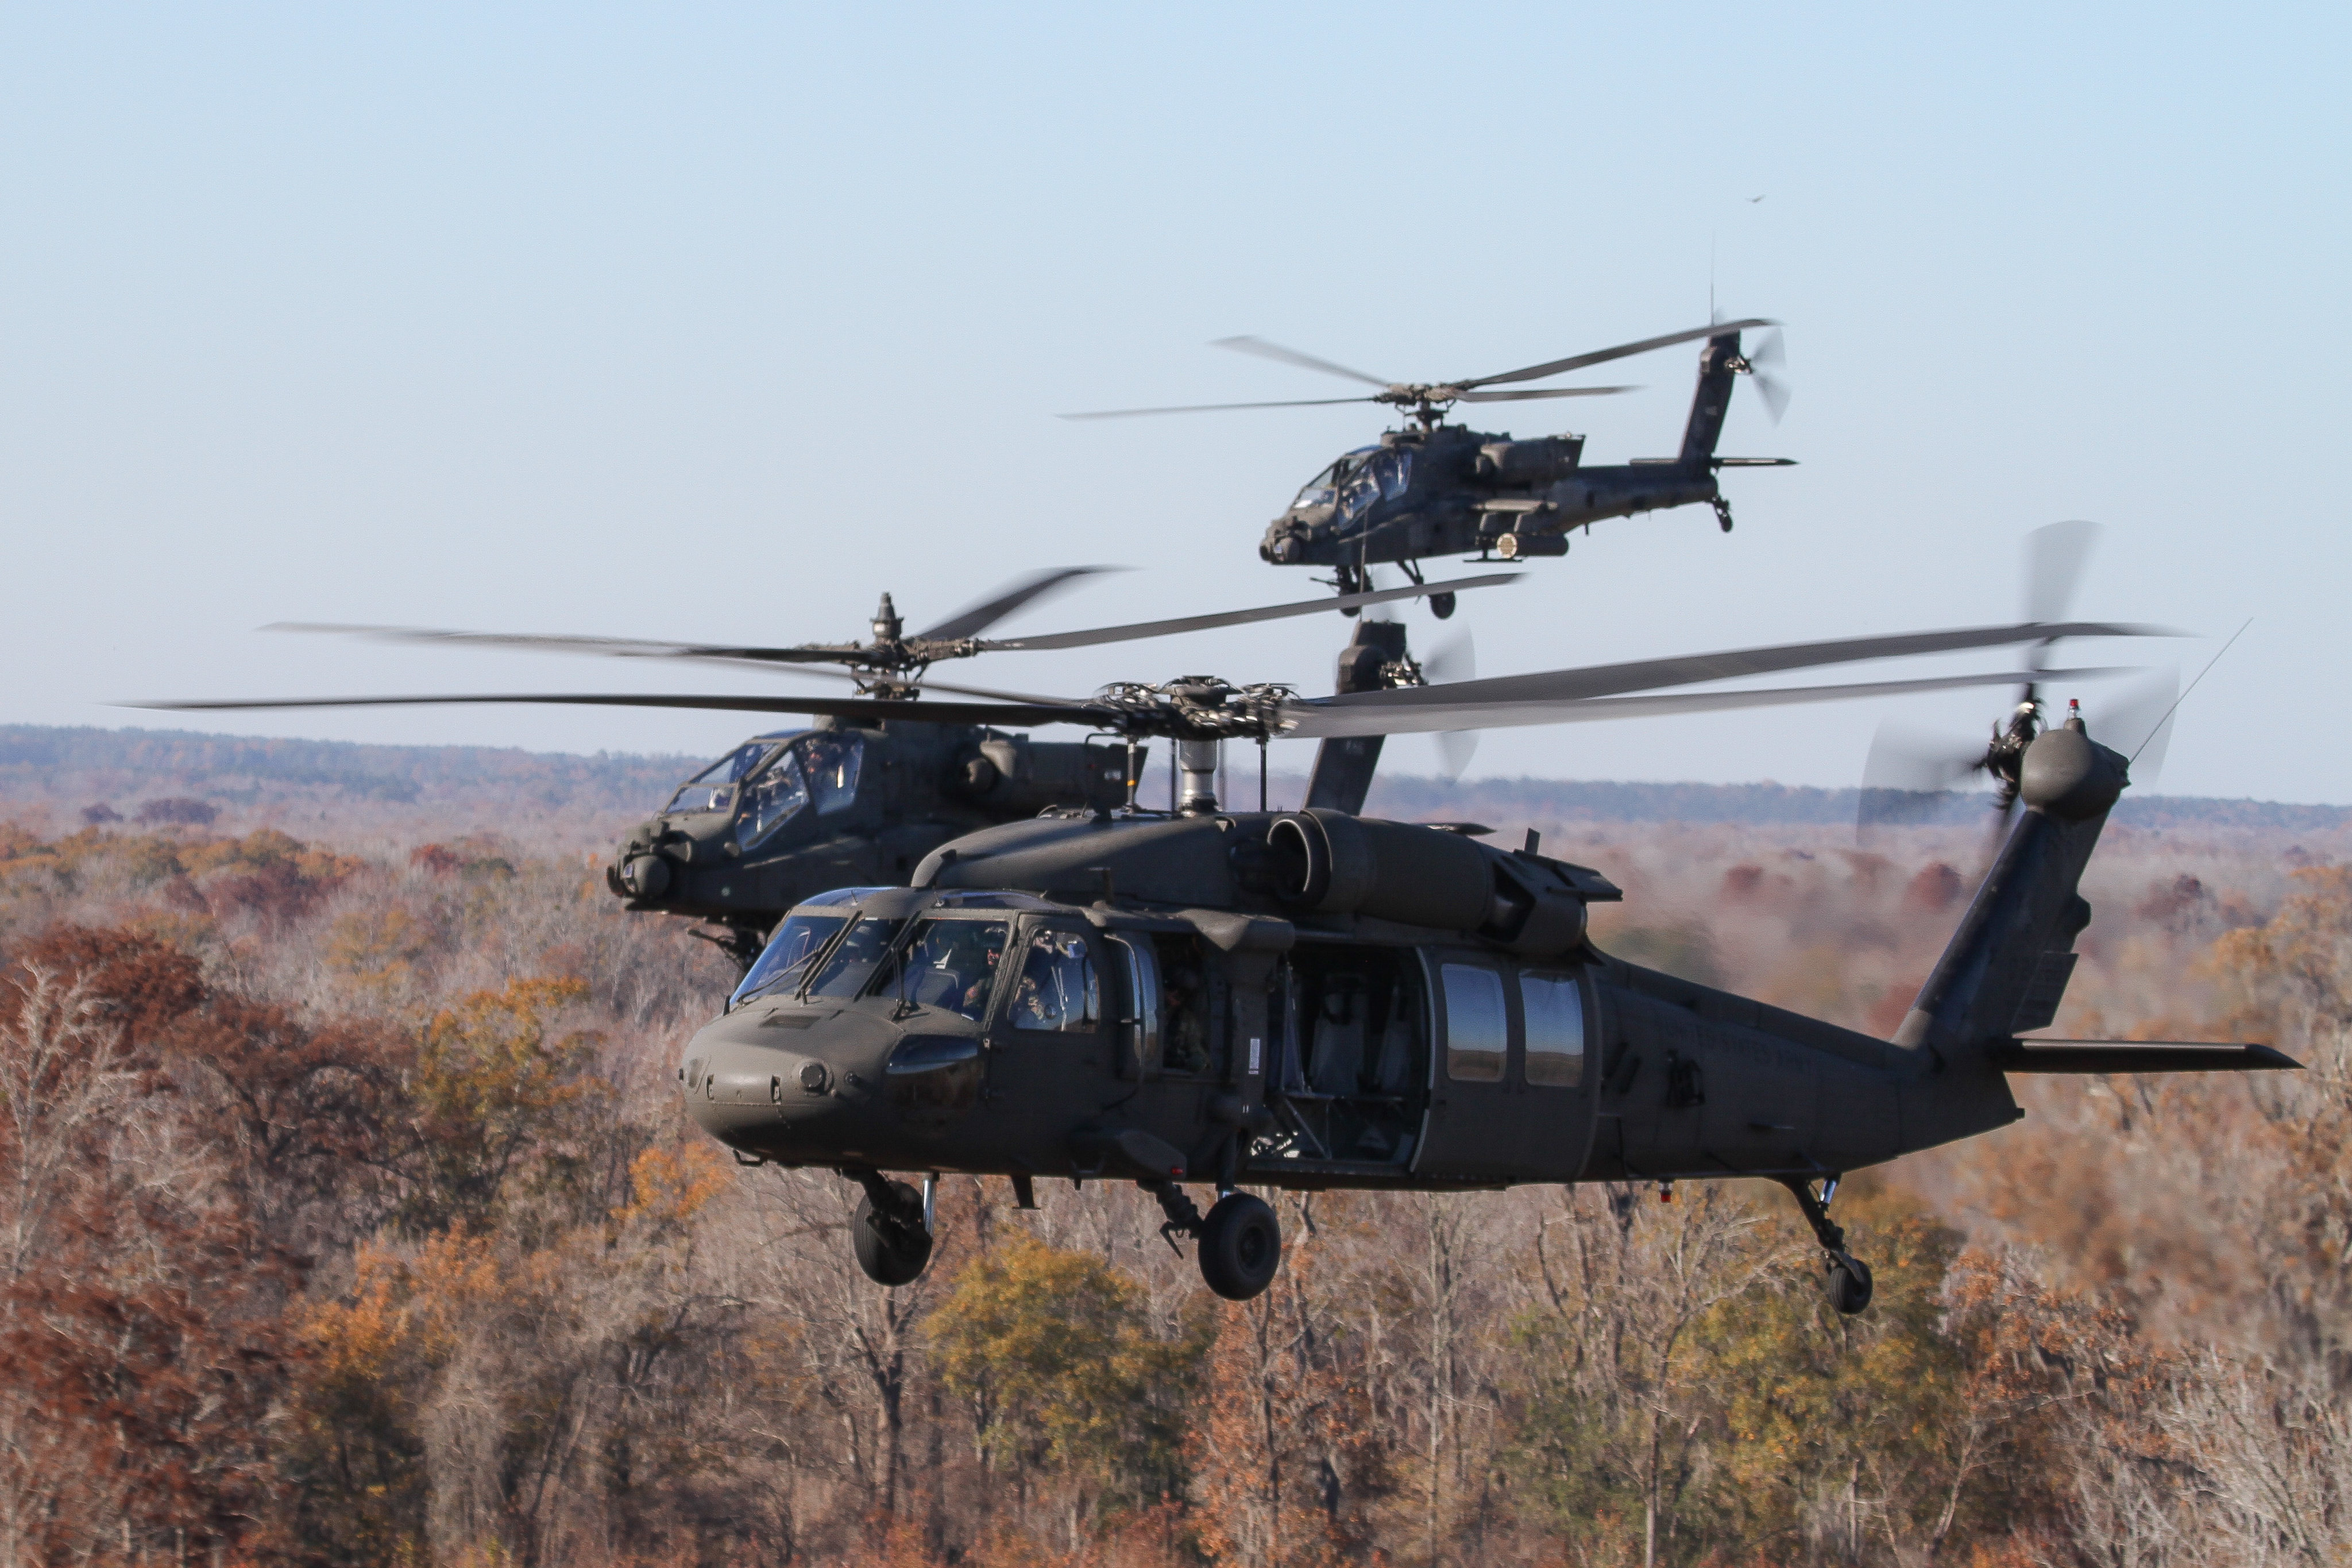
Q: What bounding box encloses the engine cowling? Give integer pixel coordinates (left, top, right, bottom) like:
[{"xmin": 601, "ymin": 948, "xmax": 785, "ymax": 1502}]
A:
[{"xmin": 1262, "ymin": 811, "xmax": 1588, "ymax": 954}]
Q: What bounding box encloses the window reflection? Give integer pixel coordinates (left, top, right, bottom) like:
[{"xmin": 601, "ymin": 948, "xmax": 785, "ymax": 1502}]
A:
[
  {"xmin": 734, "ymin": 751, "xmax": 809, "ymax": 852},
  {"xmin": 1520, "ymin": 972, "xmax": 1585, "ymax": 1087},
  {"xmin": 1442, "ymin": 963, "xmax": 1507, "ymax": 1082},
  {"xmin": 801, "ymin": 734, "xmax": 864, "ymax": 816}
]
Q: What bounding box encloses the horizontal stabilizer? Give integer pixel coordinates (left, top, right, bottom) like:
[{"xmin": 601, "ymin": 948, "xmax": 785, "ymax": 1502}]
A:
[
  {"xmin": 1991, "ymin": 1038, "xmax": 2301, "ymax": 1073},
  {"xmin": 1711, "ymin": 457, "xmax": 1798, "ymax": 468}
]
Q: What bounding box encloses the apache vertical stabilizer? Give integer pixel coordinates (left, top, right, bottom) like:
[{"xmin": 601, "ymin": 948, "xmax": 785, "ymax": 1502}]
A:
[{"xmin": 1675, "ymin": 331, "xmax": 1745, "ymax": 471}]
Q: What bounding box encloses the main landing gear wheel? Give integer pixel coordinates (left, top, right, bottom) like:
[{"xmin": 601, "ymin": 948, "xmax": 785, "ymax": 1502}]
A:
[
  {"xmin": 1825, "ymin": 1250, "xmax": 1875, "ymax": 1316},
  {"xmin": 1196, "ymin": 1192, "xmax": 1282, "ymax": 1301},
  {"xmin": 1427, "ymin": 591, "xmax": 1457, "ymax": 620},
  {"xmin": 851, "ymin": 1177, "xmax": 933, "ymax": 1287}
]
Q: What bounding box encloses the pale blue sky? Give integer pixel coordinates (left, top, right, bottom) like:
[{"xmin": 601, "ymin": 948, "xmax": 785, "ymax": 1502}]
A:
[{"xmin": 3, "ymin": 4, "xmax": 2343, "ymax": 798}]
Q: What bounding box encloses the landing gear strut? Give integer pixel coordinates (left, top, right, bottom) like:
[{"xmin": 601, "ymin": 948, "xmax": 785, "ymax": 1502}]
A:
[
  {"xmin": 692, "ymin": 920, "xmax": 770, "ymax": 978},
  {"xmin": 848, "ymin": 1169, "xmax": 934, "ymax": 1287},
  {"xmin": 1711, "ymin": 495, "xmax": 1735, "ymax": 533},
  {"xmin": 1145, "ymin": 1181, "xmax": 1282, "ymax": 1301},
  {"xmin": 1779, "ymin": 1175, "xmax": 1873, "ymax": 1315}
]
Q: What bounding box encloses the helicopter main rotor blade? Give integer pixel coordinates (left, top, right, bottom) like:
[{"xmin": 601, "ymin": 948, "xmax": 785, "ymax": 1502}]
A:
[
  {"xmin": 1455, "ymin": 385, "xmax": 1638, "ymax": 404},
  {"xmin": 1461, "ymin": 319, "xmax": 1777, "ymax": 389},
  {"xmin": 125, "ymin": 691, "xmax": 1103, "ymax": 730},
  {"xmin": 911, "ymin": 566, "xmax": 1124, "ymax": 642},
  {"xmin": 1277, "ymin": 667, "xmax": 2138, "ymax": 740},
  {"xmin": 1298, "ymin": 620, "xmax": 2170, "ymax": 718},
  {"xmin": 1056, "ymin": 396, "xmax": 1376, "ymax": 421},
  {"xmin": 1208, "ymin": 335, "xmax": 1392, "ymax": 388},
  {"xmin": 267, "ymin": 623, "xmax": 866, "ymax": 667},
  {"xmin": 974, "ymin": 574, "xmax": 1521, "ymax": 654}
]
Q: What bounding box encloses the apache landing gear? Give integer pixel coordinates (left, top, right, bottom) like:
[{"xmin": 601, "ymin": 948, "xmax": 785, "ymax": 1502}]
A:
[
  {"xmin": 1147, "ymin": 1180, "xmax": 1283, "ymax": 1301},
  {"xmin": 1711, "ymin": 495, "xmax": 1735, "ymax": 533},
  {"xmin": 1779, "ymin": 1175, "xmax": 1874, "ymax": 1316},
  {"xmin": 848, "ymin": 1169, "xmax": 935, "ymax": 1287}
]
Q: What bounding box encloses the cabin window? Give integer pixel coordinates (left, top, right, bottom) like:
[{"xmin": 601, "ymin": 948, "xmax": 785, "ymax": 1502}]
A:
[
  {"xmin": 801, "ymin": 734, "xmax": 864, "ymax": 816},
  {"xmin": 1154, "ymin": 935, "xmax": 1214, "ymax": 1074},
  {"xmin": 734, "ymin": 750, "xmax": 810, "ymax": 852},
  {"xmin": 1101, "ymin": 934, "xmax": 1161, "ymax": 1078},
  {"xmin": 1519, "ymin": 971, "xmax": 1587, "ymax": 1088},
  {"xmin": 1441, "ymin": 963, "xmax": 1507, "ymax": 1082},
  {"xmin": 880, "ymin": 918, "xmax": 1010, "ymax": 1022},
  {"xmin": 1012, "ymin": 930, "xmax": 1099, "ymax": 1033}
]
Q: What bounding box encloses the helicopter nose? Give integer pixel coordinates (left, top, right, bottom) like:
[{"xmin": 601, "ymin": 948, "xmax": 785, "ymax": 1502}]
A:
[{"xmin": 681, "ymin": 1007, "xmax": 896, "ymax": 1163}]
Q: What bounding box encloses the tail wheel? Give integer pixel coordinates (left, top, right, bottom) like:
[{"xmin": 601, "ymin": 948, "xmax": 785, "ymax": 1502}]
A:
[
  {"xmin": 1196, "ymin": 1192, "xmax": 1282, "ymax": 1301},
  {"xmin": 852, "ymin": 1180, "xmax": 934, "ymax": 1287}
]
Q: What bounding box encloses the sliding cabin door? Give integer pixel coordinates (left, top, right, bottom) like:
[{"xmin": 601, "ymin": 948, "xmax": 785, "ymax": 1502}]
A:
[{"xmin": 1412, "ymin": 953, "xmax": 1598, "ymax": 1184}]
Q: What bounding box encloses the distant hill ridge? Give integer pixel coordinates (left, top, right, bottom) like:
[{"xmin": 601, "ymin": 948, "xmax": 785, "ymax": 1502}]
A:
[
  {"xmin": 1, "ymin": 724, "xmax": 2343, "ymax": 833},
  {"xmin": 0, "ymin": 724, "xmax": 701, "ymax": 814}
]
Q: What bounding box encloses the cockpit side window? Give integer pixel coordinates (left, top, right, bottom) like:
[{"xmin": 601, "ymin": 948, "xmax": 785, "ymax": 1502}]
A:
[
  {"xmin": 734, "ymin": 750, "xmax": 810, "ymax": 852},
  {"xmin": 1338, "ymin": 447, "xmax": 1407, "ymax": 520},
  {"xmin": 800, "ymin": 735, "xmax": 865, "ymax": 816},
  {"xmin": 665, "ymin": 741, "xmax": 779, "ymax": 815},
  {"xmin": 1011, "ymin": 930, "xmax": 1099, "ymax": 1033},
  {"xmin": 873, "ymin": 918, "xmax": 1011, "ymax": 1023}
]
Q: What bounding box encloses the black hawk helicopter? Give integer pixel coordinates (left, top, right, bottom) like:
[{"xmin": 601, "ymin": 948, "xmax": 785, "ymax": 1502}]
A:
[
  {"xmin": 141, "ymin": 615, "xmax": 2264, "ymax": 1314},
  {"xmin": 245, "ymin": 566, "xmax": 1516, "ymax": 966},
  {"xmin": 1065, "ymin": 320, "xmax": 1793, "ymax": 603}
]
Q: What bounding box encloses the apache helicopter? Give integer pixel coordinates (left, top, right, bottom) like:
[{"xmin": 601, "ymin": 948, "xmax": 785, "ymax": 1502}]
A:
[
  {"xmin": 248, "ymin": 567, "xmax": 1515, "ymax": 965},
  {"xmin": 142, "ymin": 614, "xmax": 2238, "ymax": 1311},
  {"xmin": 1065, "ymin": 320, "xmax": 1793, "ymax": 603}
]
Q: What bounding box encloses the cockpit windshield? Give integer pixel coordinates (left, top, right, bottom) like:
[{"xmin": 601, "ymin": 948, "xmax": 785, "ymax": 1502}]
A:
[
  {"xmin": 731, "ymin": 912, "xmax": 850, "ymax": 1005},
  {"xmin": 802, "ymin": 914, "xmax": 905, "ymax": 1000},
  {"xmin": 1292, "ymin": 461, "xmax": 1340, "ymax": 511},
  {"xmin": 665, "ymin": 740, "xmax": 780, "ymax": 815},
  {"xmin": 728, "ymin": 886, "xmax": 887, "ymax": 1008},
  {"xmin": 734, "ymin": 750, "xmax": 810, "ymax": 852}
]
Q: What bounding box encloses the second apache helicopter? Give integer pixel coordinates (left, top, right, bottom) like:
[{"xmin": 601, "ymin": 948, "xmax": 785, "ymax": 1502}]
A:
[
  {"xmin": 1066, "ymin": 320, "xmax": 1794, "ymax": 603},
  {"xmin": 252, "ymin": 567, "xmax": 1513, "ymax": 964}
]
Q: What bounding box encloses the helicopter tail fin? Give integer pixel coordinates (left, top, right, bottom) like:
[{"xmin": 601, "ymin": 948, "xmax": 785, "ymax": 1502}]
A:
[
  {"xmin": 1674, "ymin": 331, "xmax": 1745, "ymax": 470},
  {"xmin": 1889, "ymin": 719, "xmax": 2127, "ymax": 1064},
  {"xmin": 1303, "ymin": 620, "xmax": 1409, "ymax": 815}
]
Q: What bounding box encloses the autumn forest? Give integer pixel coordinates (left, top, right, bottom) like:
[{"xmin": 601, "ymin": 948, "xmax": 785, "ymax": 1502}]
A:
[{"xmin": 1, "ymin": 736, "xmax": 2346, "ymax": 1567}]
